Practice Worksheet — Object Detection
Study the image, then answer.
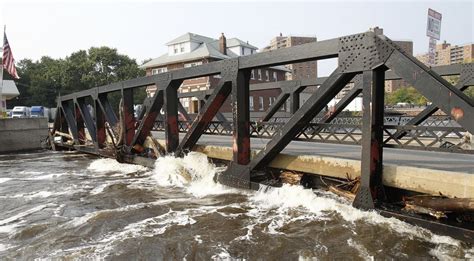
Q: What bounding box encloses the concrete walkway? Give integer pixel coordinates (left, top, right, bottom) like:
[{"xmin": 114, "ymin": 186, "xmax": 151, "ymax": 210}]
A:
[{"xmin": 152, "ymin": 131, "xmax": 474, "ymax": 174}]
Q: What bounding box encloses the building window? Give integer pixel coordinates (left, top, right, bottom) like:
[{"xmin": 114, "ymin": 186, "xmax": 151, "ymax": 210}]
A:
[
  {"xmin": 273, "ymin": 71, "xmax": 277, "ymax": 81},
  {"xmin": 174, "ymin": 48, "xmax": 178, "ymax": 54},
  {"xmin": 241, "ymin": 47, "xmax": 245, "ymax": 55},
  {"xmin": 152, "ymin": 67, "xmax": 167, "ymax": 75},
  {"xmin": 251, "ymin": 70, "xmax": 255, "ymax": 79},
  {"xmin": 184, "ymin": 61, "xmax": 203, "ymax": 68},
  {"xmin": 259, "ymin": 97, "xmax": 264, "ymax": 111},
  {"xmin": 249, "ymin": 96, "xmax": 254, "ymax": 111},
  {"xmin": 258, "ymin": 69, "xmax": 262, "ymax": 80},
  {"xmin": 265, "ymin": 71, "xmax": 270, "ymax": 81},
  {"xmin": 269, "ymin": 97, "xmax": 276, "ymax": 106}
]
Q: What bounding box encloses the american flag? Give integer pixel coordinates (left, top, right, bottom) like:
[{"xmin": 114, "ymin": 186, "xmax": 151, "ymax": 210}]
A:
[{"xmin": 2, "ymin": 31, "xmax": 20, "ymax": 79}]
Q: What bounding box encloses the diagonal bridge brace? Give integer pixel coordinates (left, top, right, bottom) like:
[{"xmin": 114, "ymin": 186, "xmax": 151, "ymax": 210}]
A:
[
  {"xmin": 218, "ymin": 68, "xmax": 356, "ymax": 189},
  {"xmin": 176, "ymin": 59, "xmax": 239, "ymax": 155},
  {"xmin": 391, "ymin": 63, "xmax": 474, "ymax": 140},
  {"xmin": 382, "ymin": 37, "xmax": 474, "ymax": 133}
]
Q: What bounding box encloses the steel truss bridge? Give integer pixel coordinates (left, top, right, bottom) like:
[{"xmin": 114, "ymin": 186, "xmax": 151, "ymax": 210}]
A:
[{"xmin": 51, "ymin": 30, "xmax": 474, "ymax": 242}]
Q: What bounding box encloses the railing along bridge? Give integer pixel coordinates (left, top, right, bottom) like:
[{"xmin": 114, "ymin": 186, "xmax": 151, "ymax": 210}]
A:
[{"xmin": 50, "ymin": 30, "xmax": 474, "ymax": 242}]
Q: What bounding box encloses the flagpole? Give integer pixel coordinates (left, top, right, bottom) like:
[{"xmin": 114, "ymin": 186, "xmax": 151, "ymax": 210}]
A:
[{"xmin": 0, "ymin": 25, "xmax": 4, "ymax": 118}]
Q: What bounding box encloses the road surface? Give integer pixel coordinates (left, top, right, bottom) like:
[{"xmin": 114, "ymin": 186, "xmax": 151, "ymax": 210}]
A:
[{"xmin": 151, "ymin": 131, "xmax": 474, "ymax": 174}]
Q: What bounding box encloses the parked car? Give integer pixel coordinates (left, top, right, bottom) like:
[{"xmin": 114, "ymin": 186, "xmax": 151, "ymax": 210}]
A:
[
  {"xmin": 11, "ymin": 106, "xmax": 31, "ymax": 118},
  {"xmin": 30, "ymin": 106, "xmax": 46, "ymax": 118}
]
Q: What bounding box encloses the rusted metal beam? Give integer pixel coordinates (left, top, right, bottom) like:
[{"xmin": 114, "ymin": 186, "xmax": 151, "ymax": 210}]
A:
[
  {"xmin": 259, "ymin": 92, "xmax": 289, "ymax": 122},
  {"xmin": 94, "ymin": 99, "xmax": 106, "ymax": 148},
  {"xmin": 384, "ymin": 48, "xmax": 474, "ymax": 133},
  {"xmin": 74, "ymin": 104, "xmax": 85, "ymax": 144},
  {"xmin": 75, "ymin": 97, "xmax": 97, "ymax": 145},
  {"xmin": 176, "ymin": 79, "xmax": 232, "ymax": 153},
  {"xmin": 122, "ymin": 88, "xmax": 135, "ymax": 147},
  {"xmin": 249, "ymin": 69, "xmax": 355, "ymax": 171},
  {"xmin": 131, "ymin": 86, "xmax": 165, "ymax": 148},
  {"xmin": 392, "ymin": 63, "xmax": 473, "ymax": 140},
  {"xmin": 218, "ymin": 68, "xmax": 356, "ymax": 189},
  {"xmin": 232, "ymin": 69, "xmax": 252, "ymax": 165},
  {"xmin": 163, "ymin": 81, "xmax": 180, "ymax": 153},
  {"xmin": 319, "ymin": 75, "xmax": 362, "ymax": 124},
  {"xmin": 60, "ymin": 101, "xmax": 78, "ymax": 143},
  {"xmin": 353, "ymin": 68, "xmax": 387, "ymax": 210}
]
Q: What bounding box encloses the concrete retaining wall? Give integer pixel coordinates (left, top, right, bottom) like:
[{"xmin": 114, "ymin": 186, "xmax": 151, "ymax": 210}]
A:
[
  {"xmin": 0, "ymin": 118, "xmax": 49, "ymax": 153},
  {"xmin": 149, "ymin": 140, "xmax": 474, "ymax": 199}
]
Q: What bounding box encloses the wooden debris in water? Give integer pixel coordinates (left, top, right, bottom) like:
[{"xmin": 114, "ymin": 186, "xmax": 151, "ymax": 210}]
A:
[
  {"xmin": 404, "ymin": 195, "xmax": 474, "ymax": 212},
  {"xmin": 280, "ymin": 171, "xmax": 303, "ymax": 185},
  {"xmin": 328, "ymin": 185, "xmax": 355, "ymax": 201}
]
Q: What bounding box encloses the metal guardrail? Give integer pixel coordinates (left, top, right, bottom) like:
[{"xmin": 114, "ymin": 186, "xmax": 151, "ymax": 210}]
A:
[{"xmin": 152, "ymin": 116, "xmax": 472, "ymax": 154}]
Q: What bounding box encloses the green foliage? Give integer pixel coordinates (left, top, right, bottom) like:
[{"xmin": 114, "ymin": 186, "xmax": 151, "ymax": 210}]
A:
[
  {"xmin": 9, "ymin": 47, "xmax": 145, "ymax": 108},
  {"xmin": 385, "ymin": 86, "xmax": 428, "ymax": 106},
  {"xmin": 465, "ymin": 86, "xmax": 474, "ymax": 100}
]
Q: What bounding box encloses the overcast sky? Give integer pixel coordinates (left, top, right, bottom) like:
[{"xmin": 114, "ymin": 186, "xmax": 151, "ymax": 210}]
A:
[{"xmin": 1, "ymin": 0, "xmax": 473, "ymax": 76}]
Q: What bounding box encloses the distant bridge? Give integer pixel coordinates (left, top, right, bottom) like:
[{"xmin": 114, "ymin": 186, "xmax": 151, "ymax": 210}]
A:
[{"xmin": 50, "ymin": 30, "xmax": 474, "ymax": 242}]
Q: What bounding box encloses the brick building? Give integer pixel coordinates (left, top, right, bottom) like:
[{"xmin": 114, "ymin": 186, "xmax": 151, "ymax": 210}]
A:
[
  {"xmin": 141, "ymin": 33, "xmax": 288, "ymax": 113},
  {"xmin": 262, "ymin": 34, "xmax": 318, "ymax": 81},
  {"xmin": 384, "ymin": 40, "xmax": 413, "ymax": 93},
  {"xmin": 416, "ymin": 41, "xmax": 474, "ymax": 66}
]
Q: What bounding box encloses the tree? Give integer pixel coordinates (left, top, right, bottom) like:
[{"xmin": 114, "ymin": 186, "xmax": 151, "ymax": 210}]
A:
[
  {"xmin": 82, "ymin": 47, "xmax": 144, "ymax": 87},
  {"xmin": 11, "ymin": 46, "xmax": 145, "ymax": 108},
  {"xmin": 385, "ymin": 86, "xmax": 428, "ymax": 106}
]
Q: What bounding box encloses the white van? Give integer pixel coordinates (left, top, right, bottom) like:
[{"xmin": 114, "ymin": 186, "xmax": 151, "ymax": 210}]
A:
[{"xmin": 11, "ymin": 106, "xmax": 30, "ymax": 118}]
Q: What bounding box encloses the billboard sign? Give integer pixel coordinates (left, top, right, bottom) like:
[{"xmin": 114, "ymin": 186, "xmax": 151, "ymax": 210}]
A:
[{"xmin": 426, "ymin": 8, "xmax": 442, "ymax": 40}]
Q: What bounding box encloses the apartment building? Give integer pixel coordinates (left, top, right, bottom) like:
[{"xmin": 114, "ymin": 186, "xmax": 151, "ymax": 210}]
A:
[
  {"xmin": 141, "ymin": 33, "xmax": 288, "ymax": 113},
  {"xmin": 262, "ymin": 34, "xmax": 318, "ymax": 81}
]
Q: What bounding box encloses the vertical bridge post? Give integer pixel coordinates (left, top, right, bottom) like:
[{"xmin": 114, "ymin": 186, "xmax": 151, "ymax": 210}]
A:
[
  {"xmin": 353, "ymin": 67, "xmax": 386, "ymax": 210},
  {"xmin": 164, "ymin": 81, "xmax": 180, "ymax": 153},
  {"xmin": 232, "ymin": 69, "xmax": 251, "ymax": 165}
]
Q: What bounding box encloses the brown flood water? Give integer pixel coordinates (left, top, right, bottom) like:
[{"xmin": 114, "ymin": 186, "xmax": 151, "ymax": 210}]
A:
[{"xmin": 0, "ymin": 150, "xmax": 472, "ymax": 260}]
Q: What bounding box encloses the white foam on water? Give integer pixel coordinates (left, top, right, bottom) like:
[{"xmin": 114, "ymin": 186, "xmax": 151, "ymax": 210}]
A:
[
  {"xmin": 0, "ymin": 204, "xmax": 56, "ymax": 226},
  {"xmin": 0, "ymin": 189, "xmax": 74, "ymax": 200},
  {"xmin": 194, "ymin": 235, "xmax": 203, "ymax": 244},
  {"xmin": 347, "ymin": 238, "xmax": 374, "ymax": 260},
  {"xmin": 25, "ymin": 173, "xmax": 65, "ymax": 180},
  {"xmin": 53, "ymin": 204, "xmax": 66, "ymax": 217},
  {"xmin": 0, "ymin": 178, "xmax": 12, "ymax": 184},
  {"xmin": 87, "ymin": 158, "xmax": 148, "ymax": 174},
  {"xmin": 248, "ymin": 184, "xmax": 462, "ymax": 249},
  {"xmin": 233, "ymin": 224, "xmax": 256, "ymax": 242},
  {"xmin": 89, "ymin": 183, "xmax": 111, "ymax": 195},
  {"xmin": 0, "ymin": 243, "xmax": 13, "ymax": 253},
  {"xmin": 19, "ymin": 170, "xmax": 44, "ymax": 175},
  {"xmin": 0, "ymin": 222, "xmax": 21, "ymax": 234},
  {"xmin": 211, "ymin": 243, "xmax": 232, "ymax": 260},
  {"xmin": 465, "ymin": 248, "xmax": 474, "ymax": 259},
  {"xmin": 26, "ymin": 191, "xmax": 53, "ymax": 198},
  {"xmin": 66, "ymin": 197, "xmax": 193, "ymax": 228},
  {"xmin": 152, "ymin": 152, "xmax": 239, "ymax": 197},
  {"xmin": 61, "ymin": 205, "xmax": 220, "ymax": 258}
]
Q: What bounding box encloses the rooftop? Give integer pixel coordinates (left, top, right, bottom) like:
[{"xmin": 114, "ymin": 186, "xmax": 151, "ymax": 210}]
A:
[
  {"xmin": 142, "ymin": 32, "xmax": 262, "ymax": 69},
  {"xmin": 1, "ymin": 80, "xmax": 20, "ymax": 100}
]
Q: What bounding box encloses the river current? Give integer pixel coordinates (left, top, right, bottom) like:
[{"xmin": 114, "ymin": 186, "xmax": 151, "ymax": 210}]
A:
[{"xmin": 0, "ymin": 150, "xmax": 472, "ymax": 260}]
